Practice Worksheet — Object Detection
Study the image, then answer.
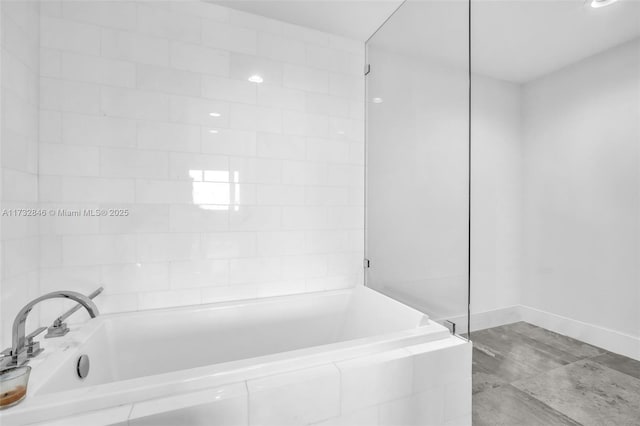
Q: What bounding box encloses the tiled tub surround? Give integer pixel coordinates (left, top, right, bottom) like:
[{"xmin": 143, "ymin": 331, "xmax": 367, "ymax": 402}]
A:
[
  {"xmin": 0, "ymin": 287, "xmax": 471, "ymax": 426},
  {"xmin": 0, "ymin": 1, "xmax": 41, "ymax": 348},
  {"xmin": 37, "ymin": 0, "xmax": 365, "ymax": 315}
]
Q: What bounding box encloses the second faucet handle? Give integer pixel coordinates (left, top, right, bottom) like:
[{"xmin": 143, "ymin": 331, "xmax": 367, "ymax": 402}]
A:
[{"xmin": 45, "ymin": 321, "xmax": 70, "ymax": 339}]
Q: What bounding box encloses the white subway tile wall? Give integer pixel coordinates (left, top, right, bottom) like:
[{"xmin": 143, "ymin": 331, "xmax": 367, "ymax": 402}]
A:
[
  {"xmin": 37, "ymin": 1, "xmax": 365, "ymax": 313},
  {"xmin": 1, "ymin": 0, "xmax": 41, "ymax": 349}
]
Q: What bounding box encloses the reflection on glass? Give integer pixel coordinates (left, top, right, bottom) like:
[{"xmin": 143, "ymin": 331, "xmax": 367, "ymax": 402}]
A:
[
  {"xmin": 590, "ymin": 0, "xmax": 619, "ymax": 8},
  {"xmin": 189, "ymin": 169, "xmax": 240, "ymax": 211}
]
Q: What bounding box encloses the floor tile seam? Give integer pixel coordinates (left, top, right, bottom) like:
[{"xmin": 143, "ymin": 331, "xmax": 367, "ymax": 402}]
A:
[{"xmin": 584, "ymin": 358, "xmax": 640, "ymax": 385}]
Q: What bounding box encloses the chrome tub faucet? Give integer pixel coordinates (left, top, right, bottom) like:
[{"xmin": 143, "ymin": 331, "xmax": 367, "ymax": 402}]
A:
[{"xmin": 1, "ymin": 291, "xmax": 100, "ymax": 368}]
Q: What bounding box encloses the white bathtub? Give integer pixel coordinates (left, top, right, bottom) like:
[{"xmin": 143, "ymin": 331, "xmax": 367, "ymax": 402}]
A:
[{"xmin": 1, "ymin": 286, "xmax": 470, "ymax": 426}]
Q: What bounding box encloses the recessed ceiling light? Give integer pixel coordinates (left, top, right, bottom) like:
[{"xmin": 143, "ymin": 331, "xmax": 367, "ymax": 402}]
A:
[
  {"xmin": 248, "ymin": 75, "xmax": 264, "ymax": 83},
  {"xmin": 209, "ymin": 112, "xmax": 221, "ymax": 117},
  {"xmin": 590, "ymin": 0, "xmax": 619, "ymax": 7},
  {"xmin": 209, "ymin": 129, "xmax": 219, "ymax": 134},
  {"xmin": 372, "ymin": 97, "xmax": 383, "ymax": 104}
]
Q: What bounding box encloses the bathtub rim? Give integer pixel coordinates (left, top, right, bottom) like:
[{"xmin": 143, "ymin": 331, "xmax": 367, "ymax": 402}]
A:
[
  {"xmin": 22, "ymin": 288, "xmax": 356, "ymax": 393},
  {"xmin": 30, "ymin": 285, "xmax": 433, "ymax": 393}
]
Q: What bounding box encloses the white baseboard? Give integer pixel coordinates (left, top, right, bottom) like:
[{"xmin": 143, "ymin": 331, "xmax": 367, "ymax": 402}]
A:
[
  {"xmin": 518, "ymin": 305, "xmax": 640, "ymax": 361},
  {"xmin": 462, "ymin": 305, "xmax": 640, "ymax": 361}
]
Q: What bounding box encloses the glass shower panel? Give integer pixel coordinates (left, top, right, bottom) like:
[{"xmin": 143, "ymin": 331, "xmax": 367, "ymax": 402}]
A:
[{"xmin": 365, "ymin": 0, "xmax": 470, "ymax": 333}]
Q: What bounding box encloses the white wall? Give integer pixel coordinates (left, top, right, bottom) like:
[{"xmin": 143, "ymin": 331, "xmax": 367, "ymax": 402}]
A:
[
  {"xmin": 464, "ymin": 39, "xmax": 640, "ymax": 358},
  {"xmin": 468, "ymin": 39, "xmax": 639, "ymax": 357},
  {"xmin": 0, "ymin": 0, "xmax": 41, "ymax": 349},
  {"xmin": 470, "ymin": 75, "xmax": 522, "ymax": 315},
  {"xmin": 34, "ymin": 1, "xmax": 365, "ymax": 317},
  {"xmin": 522, "ymin": 38, "xmax": 640, "ymax": 341}
]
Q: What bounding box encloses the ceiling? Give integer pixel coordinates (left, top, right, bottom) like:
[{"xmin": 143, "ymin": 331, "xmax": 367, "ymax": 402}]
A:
[
  {"xmin": 210, "ymin": 0, "xmax": 403, "ymax": 41},
  {"xmin": 370, "ymin": 0, "xmax": 640, "ymax": 82},
  {"xmin": 211, "ymin": 0, "xmax": 640, "ymax": 83},
  {"xmin": 471, "ymin": 0, "xmax": 640, "ymax": 82}
]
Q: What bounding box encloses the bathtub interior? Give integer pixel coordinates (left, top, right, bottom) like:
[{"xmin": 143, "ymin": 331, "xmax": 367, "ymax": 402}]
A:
[{"xmin": 31, "ymin": 287, "xmax": 430, "ymax": 396}]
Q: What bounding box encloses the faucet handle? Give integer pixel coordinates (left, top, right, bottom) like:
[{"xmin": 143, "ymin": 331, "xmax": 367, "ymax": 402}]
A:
[
  {"xmin": 45, "ymin": 321, "xmax": 70, "ymax": 339},
  {"xmin": 44, "ymin": 286, "xmax": 103, "ymax": 339},
  {"xmin": 26, "ymin": 326, "xmax": 47, "ymax": 358},
  {"xmin": 0, "ymin": 349, "xmax": 15, "ymax": 369}
]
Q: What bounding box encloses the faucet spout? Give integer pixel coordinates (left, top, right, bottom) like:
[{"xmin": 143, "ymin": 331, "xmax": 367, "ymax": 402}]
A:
[{"xmin": 11, "ymin": 291, "xmax": 99, "ymax": 365}]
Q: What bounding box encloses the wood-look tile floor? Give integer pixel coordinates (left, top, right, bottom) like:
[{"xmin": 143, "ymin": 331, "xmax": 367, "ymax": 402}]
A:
[{"xmin": 471, "ymin": 322, "xmax": 640, "ymax": 426}]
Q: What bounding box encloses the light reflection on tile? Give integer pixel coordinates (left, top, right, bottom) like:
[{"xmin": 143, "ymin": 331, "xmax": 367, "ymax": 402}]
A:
[{"xmin": 189, "ymin": 169, "xmax": 242, "ymax": 211}]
